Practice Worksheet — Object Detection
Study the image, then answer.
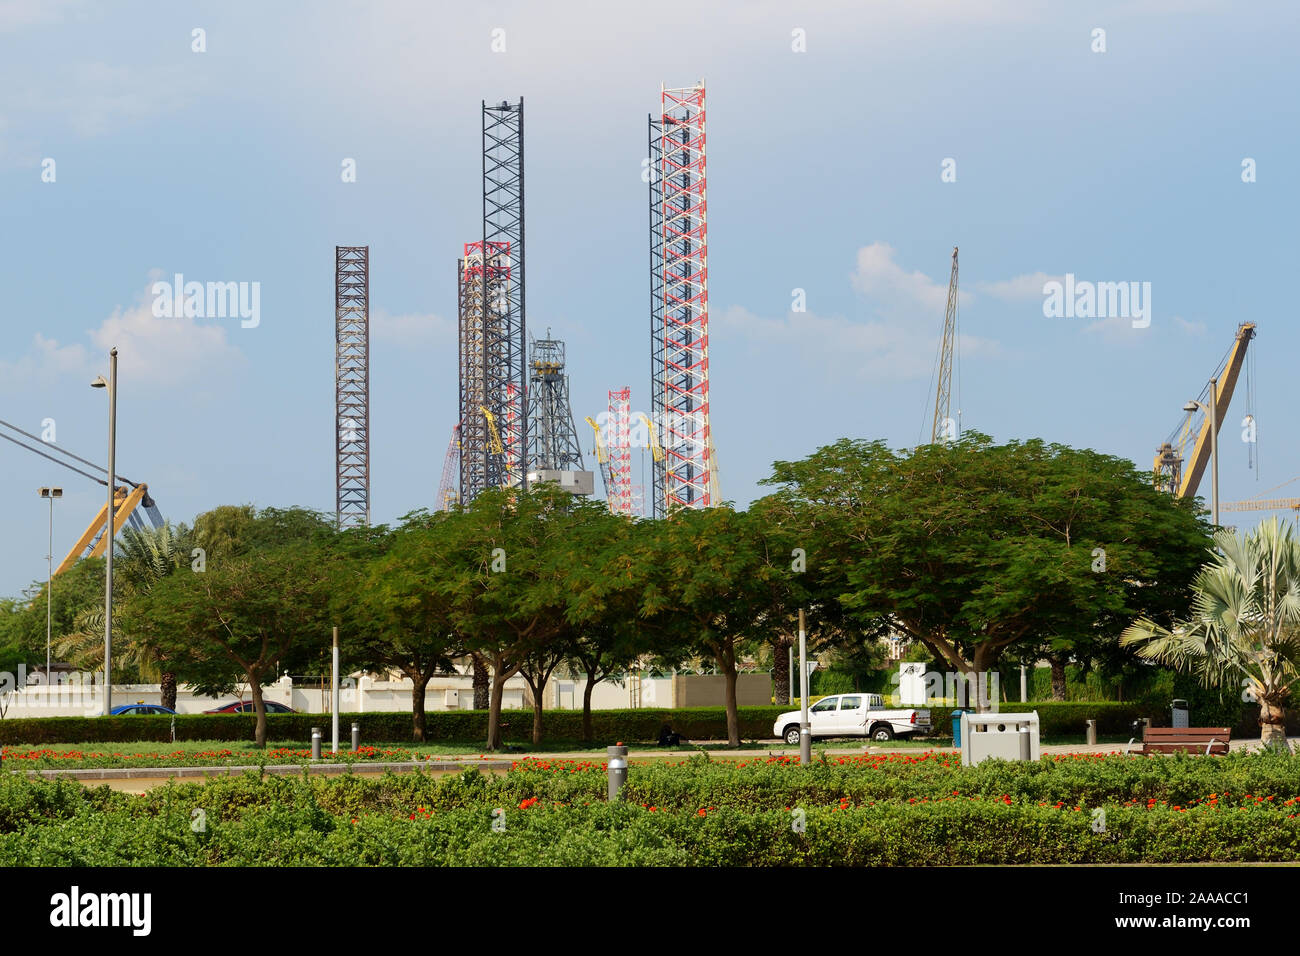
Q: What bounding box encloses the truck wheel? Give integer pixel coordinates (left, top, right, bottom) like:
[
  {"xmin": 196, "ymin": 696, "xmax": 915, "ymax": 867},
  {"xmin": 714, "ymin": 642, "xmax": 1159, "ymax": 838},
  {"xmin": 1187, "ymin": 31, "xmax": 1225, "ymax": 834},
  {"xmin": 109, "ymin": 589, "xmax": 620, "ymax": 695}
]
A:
[
  {"xmin": 783, "ymin": 725, "xmax": 802, "ymax": 746},
  {"xmin": 870, "ymin": 725, "xmax": 895, "ymax": 741}
]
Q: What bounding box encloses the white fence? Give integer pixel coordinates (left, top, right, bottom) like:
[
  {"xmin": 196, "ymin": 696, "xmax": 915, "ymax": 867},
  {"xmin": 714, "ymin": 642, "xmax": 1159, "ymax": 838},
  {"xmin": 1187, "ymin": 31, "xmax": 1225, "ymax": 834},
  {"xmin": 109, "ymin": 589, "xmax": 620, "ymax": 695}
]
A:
[{"xmin": 0, "ymin": 671, "xmax": 695, "ymax": 719}]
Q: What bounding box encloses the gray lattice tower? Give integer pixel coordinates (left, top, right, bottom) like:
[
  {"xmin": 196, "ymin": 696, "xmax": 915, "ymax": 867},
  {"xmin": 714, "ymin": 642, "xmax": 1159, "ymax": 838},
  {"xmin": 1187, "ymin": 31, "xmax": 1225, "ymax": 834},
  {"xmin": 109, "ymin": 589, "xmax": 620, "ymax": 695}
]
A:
[
  {"xmin": 483, "ymin": 98, "xmax": 527, "ymax": 490},
  {"xmin": 525, "ymin": 335, "xmax": 585, "ymax": 472},
  {"xmin": 335, "ymin": 246, "xmax": 370, "ymax": 529}
]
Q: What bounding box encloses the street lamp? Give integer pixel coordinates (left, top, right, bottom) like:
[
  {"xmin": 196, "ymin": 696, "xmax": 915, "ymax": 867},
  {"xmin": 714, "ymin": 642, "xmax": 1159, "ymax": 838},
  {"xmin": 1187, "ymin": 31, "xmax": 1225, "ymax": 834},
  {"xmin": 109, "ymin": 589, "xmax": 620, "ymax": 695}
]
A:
[
  {"xmin": 1184, "ymin": 375, "xmax": 1220, "ymax": 526},
  {"xmin": 91, "ymin": 348, "xmax": 117, "ymax": 716},
  {"xmin": 38, "ymin": 487, "xmax": 63, "ymax": 680}
]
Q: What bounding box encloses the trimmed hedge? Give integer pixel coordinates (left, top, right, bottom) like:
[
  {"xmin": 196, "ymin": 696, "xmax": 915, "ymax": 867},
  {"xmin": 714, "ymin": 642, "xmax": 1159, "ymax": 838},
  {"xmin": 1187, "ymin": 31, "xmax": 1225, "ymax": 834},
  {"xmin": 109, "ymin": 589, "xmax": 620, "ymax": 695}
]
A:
[
  {"xmin": 0, "ymin": 707, "xmax": 791, "ymax": 747},
  {"xmin": 2, "ymin": 699, "xmax": 1292, "ymax": 746},
  {"xmin": 3, "ymin": 752, "xmax": 1300, "ymax": 865}
]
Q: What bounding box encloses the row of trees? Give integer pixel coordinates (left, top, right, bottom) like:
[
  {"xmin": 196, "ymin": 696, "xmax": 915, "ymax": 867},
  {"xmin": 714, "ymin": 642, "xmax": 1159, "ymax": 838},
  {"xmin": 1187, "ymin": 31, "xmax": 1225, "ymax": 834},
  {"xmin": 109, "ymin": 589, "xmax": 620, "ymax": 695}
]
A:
[{"xmin": 4, "ymin": 432, "xmax": 1294, "ymax": 746}]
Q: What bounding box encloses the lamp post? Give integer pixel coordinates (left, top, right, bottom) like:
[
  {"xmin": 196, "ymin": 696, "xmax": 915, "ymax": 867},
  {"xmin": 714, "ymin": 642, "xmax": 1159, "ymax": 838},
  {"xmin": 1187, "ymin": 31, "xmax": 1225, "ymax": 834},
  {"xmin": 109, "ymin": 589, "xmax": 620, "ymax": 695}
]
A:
[
  {"xmin": 1184, "ymin": 378, "xmax": 1220, "ymax": 526},
  {"xmin": 798, "ymin": 607, "xmax": 811, "ymax": 765},
  {"xmin": 38, "ymin": 487, "xmax": 63, "ymax": 680},
  {"xmin": 91, "ymin": 348, "xmax": 117, "ymax": 716}
]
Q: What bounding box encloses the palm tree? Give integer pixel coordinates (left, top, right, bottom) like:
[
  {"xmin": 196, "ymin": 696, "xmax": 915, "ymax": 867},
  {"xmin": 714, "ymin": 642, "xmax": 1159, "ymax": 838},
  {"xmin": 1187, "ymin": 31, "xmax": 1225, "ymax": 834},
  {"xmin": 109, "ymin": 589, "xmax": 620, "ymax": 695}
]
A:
[
  {"xmin": 55, "ymin": 523, "xmax": 190, "ymax": 709},
  {"xmin": 1121, "ymin": 518, "xmax": 1300, "ymax": 749}
]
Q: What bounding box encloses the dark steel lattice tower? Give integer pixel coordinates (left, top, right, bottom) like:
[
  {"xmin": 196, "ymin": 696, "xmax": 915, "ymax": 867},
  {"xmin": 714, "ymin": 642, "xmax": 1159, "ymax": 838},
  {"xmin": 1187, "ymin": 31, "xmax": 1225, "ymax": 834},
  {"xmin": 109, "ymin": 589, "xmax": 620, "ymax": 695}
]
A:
[
  {"xmin": 649, "ymin": 82, "xmax": 715, "ymax": 518},
  {"xmin": 335, "ymin": 246, "xmax": 370, "ymax": 529},
  {"xmin": 525, "ymin": 335, "xmax": 585, "ymax": 473},
  {"xmin": 460, "ymin": 98, "xmax": 527, "ymax": 505}
]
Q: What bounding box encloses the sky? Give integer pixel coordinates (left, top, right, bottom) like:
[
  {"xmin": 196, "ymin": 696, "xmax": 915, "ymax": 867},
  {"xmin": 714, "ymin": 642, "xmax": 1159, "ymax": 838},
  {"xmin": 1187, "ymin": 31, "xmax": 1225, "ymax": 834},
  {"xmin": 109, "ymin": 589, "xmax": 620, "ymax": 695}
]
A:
[{"xmin": 1, "ymin": 0, "xmax": 1298, "ymax": 598}]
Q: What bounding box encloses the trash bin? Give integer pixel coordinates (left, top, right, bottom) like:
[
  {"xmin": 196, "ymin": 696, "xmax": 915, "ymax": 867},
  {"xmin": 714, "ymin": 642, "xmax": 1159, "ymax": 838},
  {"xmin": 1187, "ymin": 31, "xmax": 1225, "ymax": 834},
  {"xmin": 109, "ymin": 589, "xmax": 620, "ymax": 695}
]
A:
[
  {"xmin": 961, "ymin": 712, "xmax": 1042, "ymax": 767},
  {"xmin": 951, "ymin": 710, "xmax": 969, "ymax": 747},
  {"xmin": 1172, "ymin": 699, "xmax": 1189, "ymax": 728}
]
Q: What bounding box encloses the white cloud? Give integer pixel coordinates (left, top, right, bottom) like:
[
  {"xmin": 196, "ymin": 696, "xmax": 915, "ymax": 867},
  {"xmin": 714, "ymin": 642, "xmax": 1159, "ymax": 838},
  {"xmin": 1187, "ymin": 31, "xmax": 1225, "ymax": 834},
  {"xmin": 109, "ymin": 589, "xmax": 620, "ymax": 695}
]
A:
[
  {"xmin": 0, "ymin": 0, "xmax": 82, "ymax": 33},
  {"xmin": 850, "ymin": 242, "xmax": 966, "ymax": 314},
  {"xmin": 0, "ymin": 279, "xmax": 246, "ymax": 394},
  {"xmin": 88, "ymin": 290, "xmax": 245, "ymax": 390},
  {"xmin": 0, "ymin": 332, "xmax": 90, "ymax": 388},
  {"xmin": 1172, "ymin": 315, "xmax": 1207, "ymax": 336},
  {"xmin": 977, "ymin": 272, "xmax": 1063, "ymax": 302}
]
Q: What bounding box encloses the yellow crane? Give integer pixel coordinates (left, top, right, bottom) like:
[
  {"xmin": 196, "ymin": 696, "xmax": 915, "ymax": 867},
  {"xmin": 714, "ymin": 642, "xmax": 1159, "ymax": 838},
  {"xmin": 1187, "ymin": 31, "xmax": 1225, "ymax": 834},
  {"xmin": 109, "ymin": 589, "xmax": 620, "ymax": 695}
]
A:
[
  {"xmin": 54, "ymin": 483, "xmax": 154, "ymax": 575},
  {"xmin": 1154, "ymin": 322, "xmax": 1256, "ymax": 499},
  {"xmin": 637, "ymin": 413, "xmax": 664, "ymax": 463}
]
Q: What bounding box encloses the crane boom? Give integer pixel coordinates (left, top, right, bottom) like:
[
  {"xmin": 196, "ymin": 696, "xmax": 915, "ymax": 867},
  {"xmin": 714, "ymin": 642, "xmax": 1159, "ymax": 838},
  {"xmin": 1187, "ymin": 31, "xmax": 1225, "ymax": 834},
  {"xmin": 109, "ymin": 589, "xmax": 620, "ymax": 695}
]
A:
[
  {"xmin": 1173, "ymin": 322, "xmax": 1256, "ymax": 499},
  {"xmin": 930, "ymin": 246, "xmax": 959, "ymax": 443}
]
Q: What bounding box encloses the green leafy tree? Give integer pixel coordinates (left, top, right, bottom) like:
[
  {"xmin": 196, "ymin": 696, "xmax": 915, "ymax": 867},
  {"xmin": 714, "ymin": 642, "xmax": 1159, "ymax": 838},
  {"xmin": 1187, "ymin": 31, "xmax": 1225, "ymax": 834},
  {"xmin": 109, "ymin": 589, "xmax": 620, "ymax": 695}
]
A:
[
  {"xmin": 761, "ymin": 434, "xmax": 1211, "ymax": 710},
  {"xmin": 1122, "ymin": 518, "xmax": 1300, "ymax": 748},
  {"xmin": 440, "ymin": 486, "xmax": 604, "ymax": 750},
  {"xmin": 346, "ymin": 516, "xmax": 460, "ymax": 741},
  {"xmin": 641, "ymin": 506, "xmax": 799, "ymax": 745},
  {"xmin": 123, "ymin": 540, "xmax": 330, "ymax": 745}
]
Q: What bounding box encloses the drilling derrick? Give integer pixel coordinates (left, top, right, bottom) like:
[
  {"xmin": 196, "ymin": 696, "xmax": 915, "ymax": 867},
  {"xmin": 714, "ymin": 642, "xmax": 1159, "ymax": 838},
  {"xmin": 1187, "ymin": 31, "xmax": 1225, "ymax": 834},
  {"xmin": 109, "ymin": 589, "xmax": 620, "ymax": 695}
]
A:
[
  {"xmin": 335, "ymin": 245, "xmax": 370, "ymax": 529},
  {"xmin": 525, "ymin": 335, "xmax": 593, "ymax": 495},
  {"xmin": 607, "ymin": 388, "xmax": 634, "ymax": 515},
  {"xmin": 459, "ymin": 97, "xmax": 527, "ymax": 505},
  {"xmin": 484, "ymin": 98, "xmax": 527, "ymax": 489},
  {"xmin": 650, "ymin": 82, "xmax": 715, "ymax": 517}
]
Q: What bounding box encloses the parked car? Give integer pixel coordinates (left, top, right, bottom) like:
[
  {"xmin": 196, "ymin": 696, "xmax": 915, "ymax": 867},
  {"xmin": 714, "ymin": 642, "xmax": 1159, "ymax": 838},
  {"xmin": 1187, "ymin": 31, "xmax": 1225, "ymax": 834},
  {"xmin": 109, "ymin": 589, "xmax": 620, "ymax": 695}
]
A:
[
  {"xmin": 204, "ymin": 700, "xmax": 295, "ymax": 714},
  {"xmin": 109, "ymin": 703, "xmax": 178, "ymax": 716},
  {"xmin": 772, "ymin": 693, "xmax": 931, "ymax": 744}
]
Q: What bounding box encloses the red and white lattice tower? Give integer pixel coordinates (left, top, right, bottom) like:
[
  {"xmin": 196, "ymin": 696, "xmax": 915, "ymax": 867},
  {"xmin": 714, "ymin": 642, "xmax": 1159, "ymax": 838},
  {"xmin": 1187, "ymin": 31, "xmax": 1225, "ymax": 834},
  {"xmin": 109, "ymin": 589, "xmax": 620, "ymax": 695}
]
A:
[
  {"xmin": 607, "ymin": 388, "xmax": 634, "ymax": 516},
  {"xmin": 649, "ymin": 81, "xmax": 716, "ymax": 517}
]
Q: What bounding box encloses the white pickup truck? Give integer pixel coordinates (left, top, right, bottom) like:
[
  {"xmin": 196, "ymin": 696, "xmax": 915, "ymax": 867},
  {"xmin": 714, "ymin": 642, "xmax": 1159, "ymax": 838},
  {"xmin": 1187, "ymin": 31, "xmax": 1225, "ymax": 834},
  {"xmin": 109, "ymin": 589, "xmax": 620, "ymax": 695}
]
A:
[{"xmin": 772, "ymin": 693, "xmax": 931, "ymax": 744}]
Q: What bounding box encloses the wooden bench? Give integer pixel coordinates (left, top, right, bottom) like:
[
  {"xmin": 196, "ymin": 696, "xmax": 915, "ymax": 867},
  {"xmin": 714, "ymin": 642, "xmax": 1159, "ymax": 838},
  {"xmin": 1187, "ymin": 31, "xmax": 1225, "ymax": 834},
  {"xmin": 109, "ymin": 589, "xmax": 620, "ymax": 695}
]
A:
[{"xmin": 1132, "ymin": 726, "xmax": 1231, "ymax": 756}]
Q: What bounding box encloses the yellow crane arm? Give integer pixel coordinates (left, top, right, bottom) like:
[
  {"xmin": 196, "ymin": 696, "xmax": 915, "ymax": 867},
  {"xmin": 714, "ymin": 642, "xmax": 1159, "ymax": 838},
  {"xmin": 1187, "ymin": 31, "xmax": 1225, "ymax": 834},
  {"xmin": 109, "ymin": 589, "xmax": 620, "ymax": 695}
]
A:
[
  {"xmin": 584, "ymin": 416, "xmax": 608, "ymax": 465},
  {"xmin": 637, "ymin": 413, "xmax": 664, "ymax": 463},
  {"xmin": 54, "ymin": 484, "xmax": 148, "ymax": 576},
  {"xmin": 1177, "ymin": 322, "xmax": 1256, "ymax": 499},
  {"xmin": 1220, "ymin": 498, "xmax": 1300, "ymax": 513},
  {"xmin": 479, "ymin": 405, "xmax": 505, "ymax": 458}
]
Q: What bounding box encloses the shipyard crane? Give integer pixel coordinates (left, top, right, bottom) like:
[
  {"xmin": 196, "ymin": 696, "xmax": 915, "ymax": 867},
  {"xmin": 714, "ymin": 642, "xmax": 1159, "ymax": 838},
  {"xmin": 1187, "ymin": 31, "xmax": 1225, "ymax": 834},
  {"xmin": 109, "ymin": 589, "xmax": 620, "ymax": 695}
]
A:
[
  {"xmin": 584, "ymin": 416, "xmax": 616, "ymax": 513},
  {"xmin": 929, "ymin": 246, "xmax": 960, "ymax": 444},
  {"xmin": 1153, "ymin": 322, "xmax": 1256, "ymax": 500},
  {"xmin": 0, "ymin": 417, "xmax": 163, "ymax": 575},
  {"xmin": 436, "ymin": 424, "xmax": 460, "ymax": 511}
]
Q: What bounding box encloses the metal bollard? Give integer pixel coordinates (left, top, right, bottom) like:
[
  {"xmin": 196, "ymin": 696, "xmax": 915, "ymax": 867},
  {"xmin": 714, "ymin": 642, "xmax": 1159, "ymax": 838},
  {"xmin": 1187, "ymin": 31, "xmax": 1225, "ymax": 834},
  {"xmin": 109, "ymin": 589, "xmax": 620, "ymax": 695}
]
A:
[
  {"xmin": 311, "ymin": 727, "xmax": 322, "ymax": 761},
  {"xmin": 1085, "ymin": 719, "xmax": 1097, "ymax": 746},
  {"xmin": 351, "ymin": 721, "xmax": 360, "ymax": 752},
  {"xmin": 606, "ymin": 745, "xmax": 628, "ymax": 801}
]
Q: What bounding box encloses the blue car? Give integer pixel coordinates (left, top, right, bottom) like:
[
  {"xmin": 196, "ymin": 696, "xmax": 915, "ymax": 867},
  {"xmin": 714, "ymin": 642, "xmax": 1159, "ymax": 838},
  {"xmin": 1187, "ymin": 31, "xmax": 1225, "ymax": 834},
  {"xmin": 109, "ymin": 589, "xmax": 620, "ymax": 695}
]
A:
[{"xmin": 109, "ymin": 704, "xmax": 178, "ymax": 715}]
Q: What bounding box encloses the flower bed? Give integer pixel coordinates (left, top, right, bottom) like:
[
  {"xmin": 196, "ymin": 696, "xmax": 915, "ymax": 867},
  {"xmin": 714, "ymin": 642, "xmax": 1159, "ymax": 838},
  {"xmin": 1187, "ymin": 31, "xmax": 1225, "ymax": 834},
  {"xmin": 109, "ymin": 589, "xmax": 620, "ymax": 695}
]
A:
[{"xmin": 1, "ymin": 750, "xmax": 1297, "ymax": 865}]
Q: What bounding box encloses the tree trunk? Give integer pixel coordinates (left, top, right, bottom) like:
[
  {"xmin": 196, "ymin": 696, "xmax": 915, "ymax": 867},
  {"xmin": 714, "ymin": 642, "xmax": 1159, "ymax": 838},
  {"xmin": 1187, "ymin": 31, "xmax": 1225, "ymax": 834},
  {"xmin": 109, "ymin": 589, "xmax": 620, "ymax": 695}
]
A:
[
  {"xmin": 472, "ymin": 655, "xmax": 489, "ymax": 710},
  {"xmin": 530, "ymin": 682, "xmax": 543, "ymax": 745},
  {"xmin": 1260, "ymin": 697, "xmax": 1289, "ymax": 751},
  {"xmin": 486, "ymin": 672, "xmax": 507, "ymax": 750},
  {"xmin": 410, "ymin": 673, "xmax": 429, "ymax": 742},
  {"xmin": 581, "ymin": 667, "xmax": 597, "ymax": 742},
  {"xmin": 1049, "ymin": 657, "xmax": 1068, "ymax": 702},
  {"xmin": 772, "ymin": 636, "xmax": 792, "ymax": 706},
  {"xmin": 160, "ymin": 671, "xmax": 177, "ymax": 711},
  {"xmin": 249, "ymin": 677, "xmax": 267, "ymax": 748},
  {"xmin": 723, "ymin": 664, "xmax": 740, "ymax": 747}
]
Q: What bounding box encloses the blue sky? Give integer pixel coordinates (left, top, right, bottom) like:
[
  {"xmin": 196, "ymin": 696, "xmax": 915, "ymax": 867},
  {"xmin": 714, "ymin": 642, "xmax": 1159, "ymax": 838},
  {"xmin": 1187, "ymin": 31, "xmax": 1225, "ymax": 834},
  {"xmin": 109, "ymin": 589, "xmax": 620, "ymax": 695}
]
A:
[{"xmin": 2, "ymin": 0, "xmax": 1297, "ymax": 598}]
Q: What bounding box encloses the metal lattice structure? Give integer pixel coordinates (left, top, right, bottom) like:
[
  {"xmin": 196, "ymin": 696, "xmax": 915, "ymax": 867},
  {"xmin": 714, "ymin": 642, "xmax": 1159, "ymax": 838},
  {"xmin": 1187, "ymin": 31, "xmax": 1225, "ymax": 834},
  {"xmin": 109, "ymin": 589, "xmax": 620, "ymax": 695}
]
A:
[
  {"xmin": 459, "ymin": 98, "xmax": 527, "ymax": 505},
  {"xmin": 526, "ymin": 335, "xmax": 585, "ymax": 473},
  {"xmin": 437, "ymin": 424, "xmax": 460, "ymax": 511},
  {"xmin": 930, "ymin": 246, "xmax": 959, "ymax": 444},
  {"xmin": 650, "ymin": 82, "xmax": 715, "ymax": 517},
  {"xmin": 607, "ymin": 388, "xmax": 633, "ymax": 516},
  {"xmin": 335, "ymin": 246, "xmax": 370, "ymax": 529}
]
